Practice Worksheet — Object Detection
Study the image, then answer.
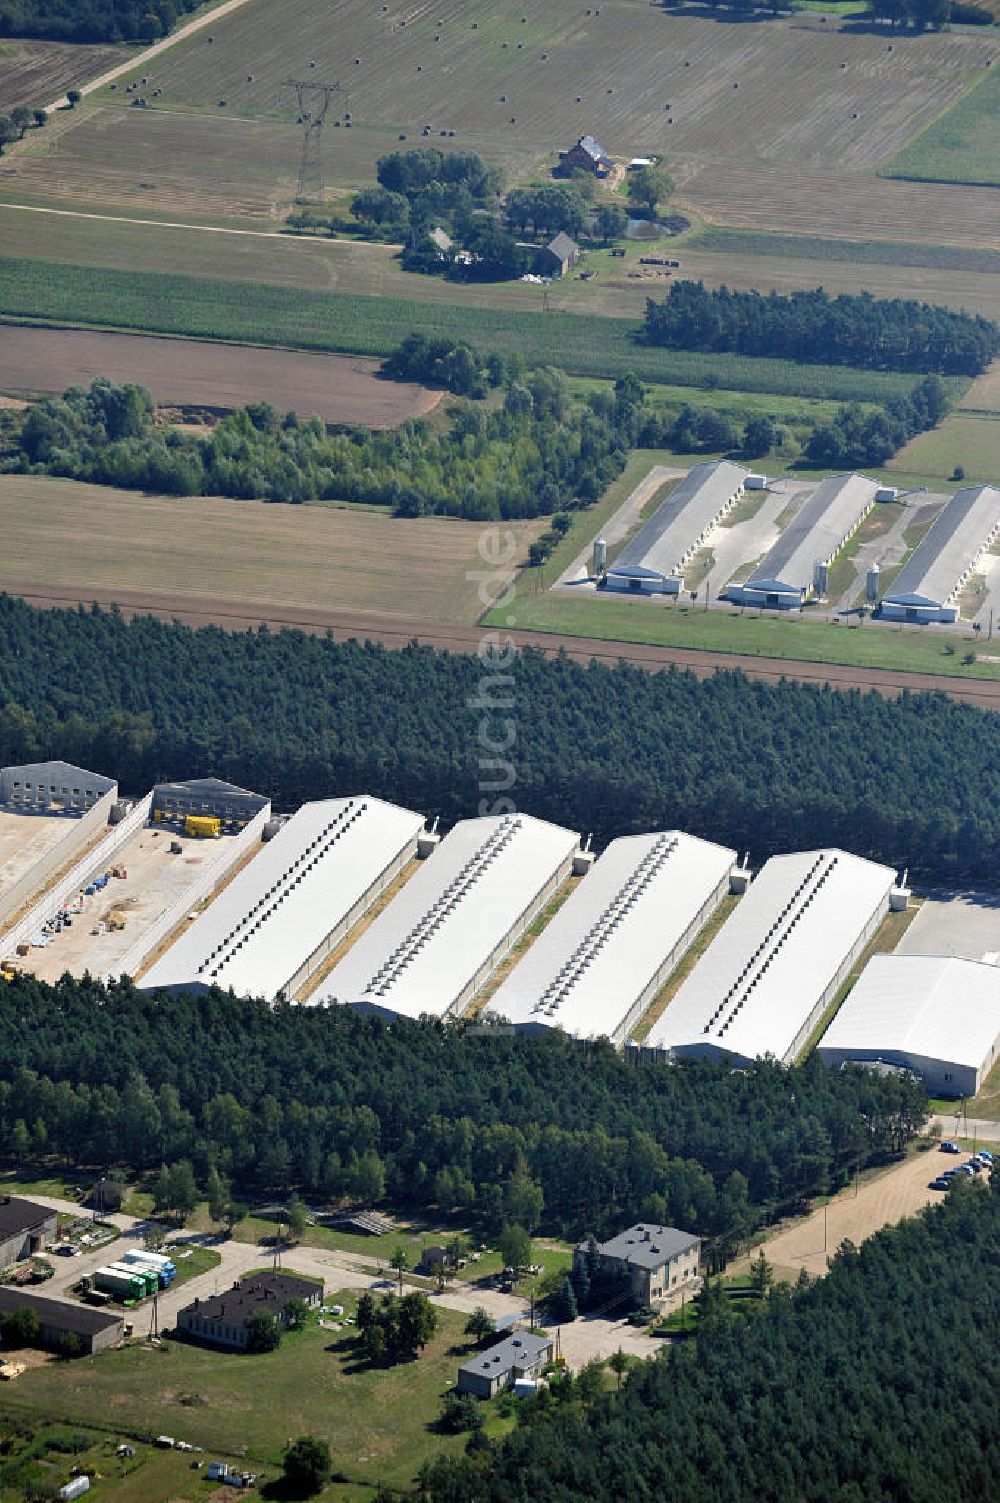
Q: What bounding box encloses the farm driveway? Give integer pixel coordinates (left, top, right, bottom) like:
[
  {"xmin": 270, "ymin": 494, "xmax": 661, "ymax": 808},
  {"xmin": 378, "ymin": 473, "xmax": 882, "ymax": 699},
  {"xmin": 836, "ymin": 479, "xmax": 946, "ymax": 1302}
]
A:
[{"xmin": 45, "ymin": 0, "xmax": 258, "ymax": 112}]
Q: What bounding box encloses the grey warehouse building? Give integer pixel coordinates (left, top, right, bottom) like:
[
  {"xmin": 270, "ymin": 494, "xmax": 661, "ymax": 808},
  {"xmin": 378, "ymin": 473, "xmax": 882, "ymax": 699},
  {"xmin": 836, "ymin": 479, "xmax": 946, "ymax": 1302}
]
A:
[
  {"xmin": 879, "ymin": 484, "xmax": 1000, "ymax": 624},
  {"xmin": 0, "ymin": 1288, "xmax": 124, "ymax": 1355},
  {"xmin": 0, "ymin": 761, "xmax": 115, "ymax": 812},
  {"xmin": 0, "ymin": 1196, "xmax": 58, "ymax": 1268},
  {"xmin": 151, "ymin": 777, "xmax": 270, "ymax": 830},
  {"xmin": 728, "ymin": 473, "xmax": 878, "ymax": 609},
  {"xmin": 604, "ymin": 461, "xmax": 749, "ymax": 595}
]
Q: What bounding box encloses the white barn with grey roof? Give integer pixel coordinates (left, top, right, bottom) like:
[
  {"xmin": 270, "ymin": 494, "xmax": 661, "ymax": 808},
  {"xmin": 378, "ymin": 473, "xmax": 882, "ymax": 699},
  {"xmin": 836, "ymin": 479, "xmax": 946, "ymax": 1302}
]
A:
[
  {"xmin": 319, "ymin": 814, "xmax": 579, "ymax": 1022},
  {"xmin": 818, "ymin": 953, "xmax": 1000, "ymax": 1096},
  {"xmin": 141, "ymin": 795, "xmax": 425, "ymax": 1003},
  {"xmin": 604, "ymin": 461, "xmax": 749, "ymax": 595},
  {"xmin": 728, "ymin": 473, "xmax": 878, "ymax": 609},
  {"xmin": 879, "ymin": 484, "xmax": 1000, "ymax": 623},
  {"xmin": 646, "ymin": 848, "xmax": 896, "ymax": 1065},
  {"xmin": 485, "ymin": 830, "xmax": 735, "ymax": 1043}
]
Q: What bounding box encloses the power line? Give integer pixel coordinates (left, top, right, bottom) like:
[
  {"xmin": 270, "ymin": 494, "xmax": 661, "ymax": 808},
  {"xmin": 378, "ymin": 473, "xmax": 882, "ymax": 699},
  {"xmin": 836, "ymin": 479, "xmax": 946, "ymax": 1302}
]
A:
[{"xmin": 283, "ymin": 78, "xmax": 343, "ymax": 201}]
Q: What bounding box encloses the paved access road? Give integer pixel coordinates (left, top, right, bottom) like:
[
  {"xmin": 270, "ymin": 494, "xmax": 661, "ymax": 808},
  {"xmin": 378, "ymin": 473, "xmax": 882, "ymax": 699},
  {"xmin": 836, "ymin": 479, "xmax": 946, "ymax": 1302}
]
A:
[{"xmin": 932, "ymin": 1113, "xmax": 1000, "ymax": 1142}]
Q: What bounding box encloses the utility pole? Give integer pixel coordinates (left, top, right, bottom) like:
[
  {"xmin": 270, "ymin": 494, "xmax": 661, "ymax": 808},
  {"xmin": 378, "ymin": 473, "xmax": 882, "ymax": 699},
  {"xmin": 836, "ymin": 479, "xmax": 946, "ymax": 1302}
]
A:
[{"xmin": 284, "ymin": 78, "xmax": 342, "ymax": 201}]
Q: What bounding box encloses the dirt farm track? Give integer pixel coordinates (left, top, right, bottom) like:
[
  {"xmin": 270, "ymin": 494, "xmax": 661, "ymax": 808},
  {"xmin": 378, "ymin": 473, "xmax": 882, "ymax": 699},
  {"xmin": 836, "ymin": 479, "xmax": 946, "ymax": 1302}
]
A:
[
  {"xmin": 0, "ymin": 325, "xmax": 440, "ymax": 427},
  {"xmin": 8, "ymin": 578, "xmax": 1000, "ymax": 712}
]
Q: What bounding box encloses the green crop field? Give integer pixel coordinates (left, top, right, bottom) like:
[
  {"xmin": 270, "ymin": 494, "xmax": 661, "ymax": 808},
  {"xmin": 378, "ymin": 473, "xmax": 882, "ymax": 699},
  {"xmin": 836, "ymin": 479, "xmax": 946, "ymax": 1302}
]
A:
[
  {"xmin": 689, "ymin": 226, "xmax": 1000, "ymax": 277},
  {"xmin": 885, "ymin": 68, "xmax": 1000, "ymax": 187},
  {"xmin": 0, "ymin": 255, "xmax": 965, "ymax": 403}
]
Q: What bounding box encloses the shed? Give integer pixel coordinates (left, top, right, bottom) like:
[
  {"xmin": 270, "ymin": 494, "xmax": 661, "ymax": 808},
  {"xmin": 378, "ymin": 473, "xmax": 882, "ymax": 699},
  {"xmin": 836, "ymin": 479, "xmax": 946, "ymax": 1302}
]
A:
[
  {"xmin": 457, "ymin": 1331, "xmax": 553, "ymax": 1398},
  {"xmin": 538, "ymin": 232, "xmax": 580, "ymax": 277}
]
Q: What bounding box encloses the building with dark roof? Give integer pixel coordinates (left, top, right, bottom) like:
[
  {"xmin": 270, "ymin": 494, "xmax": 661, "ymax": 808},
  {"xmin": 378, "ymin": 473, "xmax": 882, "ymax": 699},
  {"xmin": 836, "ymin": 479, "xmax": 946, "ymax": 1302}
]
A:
[
  {"xmin": 151, "ymin": 777, "xmax": 269, "ymax": 830},
  {"xmin": 0, "ymin": 1196, "xmax": 57, "ymax": 1269},
  {"xmin": 560, "ymin": 134, "xmax": 613, "ymax": 176},
  {"xmin": 577, "ymin": 1223, "xmax": 700, "ymax": 1308},
  {"xmin": 0, "ymin": 1288, "xmax": 124, "ymax": 1354},
  {"xmin": 457, "ymin": 1331, "xmax": 553, "ymax": 1398},
  {"xmin": 538, "ymin": 232, "xmax": 579, "ymax": 278},
  {"xmin": 177, "ymin": 1272, "xmax": 322, "ymax": 1350}
]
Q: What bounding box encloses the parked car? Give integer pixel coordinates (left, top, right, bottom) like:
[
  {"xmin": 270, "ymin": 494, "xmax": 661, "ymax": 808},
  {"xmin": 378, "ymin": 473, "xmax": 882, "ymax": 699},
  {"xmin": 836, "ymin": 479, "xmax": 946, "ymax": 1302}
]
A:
[
  {"xmin": 978, "ymin": 1150, "xmax": 993, "ymax": 1165},
  {"xmin": 940, "ymin": 1140, "xmax": 961, "ymax": 1154},
  {"xmin": 928, "ymin": 1178, "xmax": 950, "ymax": 1191},
  {"xmin": 957, "ymin": 1164, "xmax": 976, "ymax": 1176}
]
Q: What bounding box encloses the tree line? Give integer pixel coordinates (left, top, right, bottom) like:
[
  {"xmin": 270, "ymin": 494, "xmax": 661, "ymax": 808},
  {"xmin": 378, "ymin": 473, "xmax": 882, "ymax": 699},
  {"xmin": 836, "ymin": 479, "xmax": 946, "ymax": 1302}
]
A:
[
  {"xmin": 645, "ymin": 282, "xmax": 999, "ymax": 377},
  {"xmin": 804, "ymin": 376, "xmax": 947, "ymax": 467},
  {"xmin": 7, "ymin": 369, "xmax": 629, "ymax": 519},
  {"xmin": 0, "ymin": 973, "xmax": 927, "ymax": 1243},
  {"xmin": 420, "ymin": 1179, "xmax": 999, "ymax": 1503},
  {"xmin": 0, "ymin": 0, "xmax": 200, "ymax": 41},
  {"xmin": 3, "ymin": 596, "xmax": 1000, "ymax": 884}
]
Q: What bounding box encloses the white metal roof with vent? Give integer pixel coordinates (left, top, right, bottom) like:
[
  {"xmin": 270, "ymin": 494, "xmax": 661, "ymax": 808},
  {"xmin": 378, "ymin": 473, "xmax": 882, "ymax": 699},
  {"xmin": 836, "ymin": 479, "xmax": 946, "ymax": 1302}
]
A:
[
  {"xmin": 646, "ymin": 848, "xmax": 895, "ymax": 1064},
  {"xmin": 881, "ymin": 484, "xmax": 1000, "ymax": 613},
  {"xmin": 141, "ymin": 796, "xmax": 425, "ymax": 1002},
  {"xmin": 318, "ymin": 814, "xmax": 579, "ymax": 1021},
  {"xmin": 817, "ymin": 953, "xmax": 1000, "ymax": 1094},
  {"xmin": 485, "ymin": 831, "xmax": 735, "ymax": 1042},
  {"xmin": 608, "ymin": 461, "xmax": 749, "ymax": 585}
]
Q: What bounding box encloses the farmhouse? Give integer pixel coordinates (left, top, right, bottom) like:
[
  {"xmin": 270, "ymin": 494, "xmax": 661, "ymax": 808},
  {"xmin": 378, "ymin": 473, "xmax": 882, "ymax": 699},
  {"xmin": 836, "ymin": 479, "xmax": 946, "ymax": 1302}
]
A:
[
  {"xmin": 604, "ymin": 460, "xmax": 749, "ymax": 595},
  {"xmin": 560, "ymin": 134, "xmax": 613, "ymax": 176},
  {"xmin": 457, "ymin": 1331, "xmax": 553, "ymax": 1398},
  {"xmin": 319, "ymin": 813, "xmax": 580, "ymax": 1022},
  {"xmin": 142, "ymin": 795, "xmax": 425, "ymax": 1003},
  {"xmin": 538, "ymin": 231, "xmax": 580, "ymax": 278},
  {"xmin": 818, "ymin": 954, "xmax": 1000, "ymax": 1097},
  {"xmin": 0, "ymin": 1288, "xmax": 124, "ymax": 1355},
  {"xmin": 0, "ymin": 1196, "xmax": 58, "ymax": 1268},
  {"xmin": 577, "ymin": 1224, "xmax": 701, "ymax": 1309},
  {"xmin": 879, "ymin": 484, "xmax": 1000, "ymax": 623},
  {"xmin": 648, "ymin": 849, "xmax": 898, "ymax": 1066},
  {"xmin": 177, "ymin": 1272, "xmax": 322, "ymax": 1350},
  {"xmin": 728, "ymin": 473, "xmax": 878, "ymax": 609},
  {"xmin": 486, "ymin": 830, "xmax": 736, "ymax": 1044}
]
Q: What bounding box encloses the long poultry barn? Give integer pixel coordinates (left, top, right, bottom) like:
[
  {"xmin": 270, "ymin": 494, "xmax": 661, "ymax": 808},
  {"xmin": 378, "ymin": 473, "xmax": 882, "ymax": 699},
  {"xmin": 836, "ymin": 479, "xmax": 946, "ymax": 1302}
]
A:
[
  {"xmin": 140, "ymin": 795, "xmax": 426, "ymax": 1002},
  {"xmin": 879, "ymin": 483, "xmax": 1000, "ymax": 623},
  {"xmin": 645, "ymin": 848, "xmax": 898, "ymax": 1065},
  {"xmin": 603, "ymin": 460, "xmax": 750, "ymax": 596},
  {"xmin": 485, "ymin": 831, "xmax": 736, "ymax": 1043},
  {"xmin": 727, "ymin": 472, "xmax": 878, "ymax": 609},
  {"xmin": 318, "ymin": 813, "xmax": 580, "ymax": 1021}
]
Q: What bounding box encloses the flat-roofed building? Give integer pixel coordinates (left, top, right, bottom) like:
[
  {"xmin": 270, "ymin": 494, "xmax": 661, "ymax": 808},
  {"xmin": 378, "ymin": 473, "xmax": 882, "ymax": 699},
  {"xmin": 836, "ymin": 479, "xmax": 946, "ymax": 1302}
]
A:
[
  {"xmin": 647, "ymin": 849, "xmax": 896, "ymax": 1065},
  {"xmin": 728, "ymin": 473, "xmax": 878, "ymax": 609},
  {"xmin": 604, "ymin": 461, "xmax": 749, "ymax": 595},
  {"xmin": 141, "ymin": 795, "xmax": 425, "ymax": 1002},
  {"xmin": 0, "ymin": 1288, "xmax": 124, "ymax": 1355},
  {"xmin": 818, "ymin": 953, "xmax": 1000, "ymax": 1096},
  {"xmin": 485, "ymin": 831, "xmax": 735, "ymax": 1043},
  {"xmin": 319, "ymin": 814, "xmax": 579, "ymax": 1021},
  {"xmin": 879, "ymin": 484, "xmax": 1000, "ymax": 624}
]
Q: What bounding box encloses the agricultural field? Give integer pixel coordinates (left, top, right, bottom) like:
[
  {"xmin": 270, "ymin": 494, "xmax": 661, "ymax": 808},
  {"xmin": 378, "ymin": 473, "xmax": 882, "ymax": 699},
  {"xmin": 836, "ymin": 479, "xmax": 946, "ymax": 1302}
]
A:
[
  {"xmin": 0, "ymin": 37, "xmax": 121, "ymax": 111},
  {"xmin": 0, "ymin": 0, "xmax": 996, "ymax": 244},
  {"xmin": 885, "ymin": 67, "xmax": 1000, "ymax": 188},
  {"xmin": 886, "ymin": 410, "xmax": 1000, "ymax": 486},
  {"xmin": 0, "ymin": 325, "xmax": 442, "ymax": 427},
  {"xmin": 0, "ymin": 254, "xmax": 963, "ymax": 403},
  {"xmin": 0, "ymin": 475, "xmax": 543, "ymax": 626}
]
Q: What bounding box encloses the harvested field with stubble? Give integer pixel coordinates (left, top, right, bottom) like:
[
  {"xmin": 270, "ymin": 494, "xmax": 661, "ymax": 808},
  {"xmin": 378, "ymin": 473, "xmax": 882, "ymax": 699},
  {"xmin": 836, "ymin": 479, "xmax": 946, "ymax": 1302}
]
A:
[
  {"xmin": 0, "ymin": 37, "xmax": 122, "ymax": 111},
  {"xmin": 0, "ymin": 324, "xmax": 441, "ymax": 426},
  {"xmin": 0, "ymin": 476, "xmax": 543, "ymax": 625},
  {"xmin": 0, "ymin": 0, "xmax": 996, "ymax": 242}
]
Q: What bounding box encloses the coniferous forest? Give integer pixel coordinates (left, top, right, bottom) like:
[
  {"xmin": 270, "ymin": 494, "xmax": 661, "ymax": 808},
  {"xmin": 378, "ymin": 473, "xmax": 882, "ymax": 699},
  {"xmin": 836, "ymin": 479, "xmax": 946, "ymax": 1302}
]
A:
[
  {"xmin": 2, "ymin": 597, "xmax": 1000, "ymax": 883},
  {"xmin": 0, "ymin": 973, "xmax": 927, "ymax": 1239},
  {"xmin": 420, "ymin": 1180, "xmax": 1000, "ymax": 1503}
]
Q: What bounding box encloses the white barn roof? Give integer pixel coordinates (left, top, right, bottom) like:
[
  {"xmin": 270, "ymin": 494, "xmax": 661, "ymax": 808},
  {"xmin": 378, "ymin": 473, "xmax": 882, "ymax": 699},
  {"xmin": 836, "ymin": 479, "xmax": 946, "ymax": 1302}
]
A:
[
  {"xmin": 744, "ymin": 473, "xmax": 878, "ymax": 598},
  {"xmin": 817, "ymin": 953, "xmax": 1000, "ymax": 1094},
  {"xmin": 141, "ymin": 795, "xmax": 425, "ymax": 1002},
  {"xmin": 647, "ymin": 848, "xmax": 895, "ymax": 1064},
  {"xmin": 319, "ymin": 814, "xmax": 579, "ymax": 1021},
  {"xmin": 485, "ymin": 831, "xmax": 735, "ymax": 1043},
  {"xmin": 881, "ymin": 484, "xmax": 1000, "ymax": 611},
  {"xmin": 608, "ymin": 461, "xmax": 749, "ymax": 584}
]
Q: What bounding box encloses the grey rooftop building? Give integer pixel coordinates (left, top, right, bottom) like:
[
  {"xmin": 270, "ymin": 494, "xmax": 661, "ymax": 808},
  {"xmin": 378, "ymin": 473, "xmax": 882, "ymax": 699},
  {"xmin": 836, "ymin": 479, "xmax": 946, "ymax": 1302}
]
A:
[
  {"xmin": 879, "ymin": 484, "xmax": 1000, "ymax": 623},
  {"xmin": 577, "ymin": 1223, "xmax": 701, "ymax": 1309},
  {"xmin": 457, "ymin": 1331, "xmax": 553, "ymax": 1398},
  {"xmin": 729, "ymin": 473, "xmax": 878, "ymax": 609},
  {"xmin": 604, "ymin": 461, "xmax": 749, "ymax": 596},
  {"xmin": 150, "ymin": 777, "xmax": 269, "ymax": 829}
]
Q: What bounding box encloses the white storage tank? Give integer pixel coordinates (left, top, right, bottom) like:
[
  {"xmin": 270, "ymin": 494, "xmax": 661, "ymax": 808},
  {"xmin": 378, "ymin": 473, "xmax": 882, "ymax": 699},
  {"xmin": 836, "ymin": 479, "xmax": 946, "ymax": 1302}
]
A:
[
  {"xmin": 813, "ymin": 560, "xmax": 829, "ymax": 597},
  {"xmin": 592, "ymin": 538, "xmax": 608, "ymax": 577},
  {"xmin": 866, "ymin": 563, "xmax": 880, "ymax": 603}
]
